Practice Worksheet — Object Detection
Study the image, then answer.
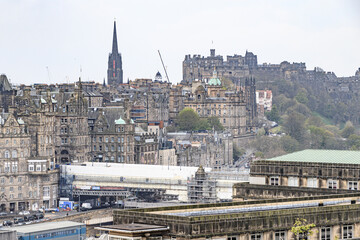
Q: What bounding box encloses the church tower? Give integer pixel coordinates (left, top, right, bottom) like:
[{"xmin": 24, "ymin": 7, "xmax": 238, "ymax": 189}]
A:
[{"xmin": 107, "ymin": 21, "xmax": 123, "ymax": 85}]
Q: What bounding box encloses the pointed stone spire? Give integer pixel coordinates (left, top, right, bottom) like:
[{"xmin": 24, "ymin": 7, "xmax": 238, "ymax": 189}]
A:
[{"xmin": 112, "ymin": 21, "xmax": 118, "ymax": 54}]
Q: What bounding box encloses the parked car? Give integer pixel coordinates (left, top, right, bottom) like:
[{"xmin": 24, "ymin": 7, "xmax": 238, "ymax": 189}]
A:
[
  {"xmin": 13, "ymin": 217, "xmax": 25, "ymax": 224},
  {"xmin": 2, "ymin": 220, "xmax": 13, "ymax": 226},
  {"xmin": 34, "ymin": 213, "xmax": 44, "ymax": 219},
  {"xmin": 0, "ymin": 212, "xmax": 7, "ymax": 216},
  {"xmin": 24, "ymin": 215, "xmax": 35, "ymax": 222},
  {"xmin": 19, "ymin": 211, "xmax": 30, "ymax": 215}
]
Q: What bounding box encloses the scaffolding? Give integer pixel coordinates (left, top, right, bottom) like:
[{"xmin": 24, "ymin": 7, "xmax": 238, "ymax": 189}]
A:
[{"xmin": 187, "ymin": 166, "xmax": 217, "ymax": 203}]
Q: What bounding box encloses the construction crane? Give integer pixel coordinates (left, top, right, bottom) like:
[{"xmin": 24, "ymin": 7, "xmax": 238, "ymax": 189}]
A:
[{"xmin": 158, "ymin": 50, "xmax": 170, "ymax": 83}]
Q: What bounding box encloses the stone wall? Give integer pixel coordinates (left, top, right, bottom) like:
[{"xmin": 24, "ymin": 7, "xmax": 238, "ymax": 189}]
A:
[{"xmin": 233, "ymin": 182, "xmax": 353, "ymax": 200}]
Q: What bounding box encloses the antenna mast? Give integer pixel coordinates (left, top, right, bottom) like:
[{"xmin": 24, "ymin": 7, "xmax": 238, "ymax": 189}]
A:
[{"xmin": 158, "ymin": 50, "xmax": 170, "ymax": 83}]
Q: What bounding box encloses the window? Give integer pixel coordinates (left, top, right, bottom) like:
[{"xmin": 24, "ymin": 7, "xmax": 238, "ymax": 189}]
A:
[
  {"xmin": 251, "ymin": 233, "xmax": 262, "ymax": 240},
  {"xmin": 12, "ymin": 150, "xmax": 17, "ymax": 158},
  {"xmin": 29, "ymin": 165, "xmax": 34, "ymax": 171},
  {"xmin": 0, "ymin": 178, "xmax": 4, "ymax": 184},
  {"xmin": 43, "ymin": 186, "xmax": 50, "ymax": 197},
  {"xmin": 99, "ymin": 137, "xmax": 103, "ymax": 143},
  {"xmin": 9, "ymin": 177, "xmax": 14, "ymax": 184},
  {"xmin": 118, "ymin": 137, "xmax": 121, "ymax": 143},
  {"xmin": 320, "ymin": 227, "xmax": 331, "ymax": 240},
  {"xmin": 111, "ymin": 145, "xmax": 114, "ymax": 151},
  {"xmin": 98, "ymin": 128, "xmax": 103, "ymax": 132},
  {"xmin": 227, "ymin": 237, "xmax": 237, "ymax": 240},
  {"xmin": 105, "ymin": 145, "xmax": 108, "ymax": 152},
  {"xmin": 274, "ymin": 231, "xmax": 286, "ymax": 240},
  {"xmin": 270, "ymin": 176, "xmax": 279, "ymax": 186},
  {"xmin": 12, "ymin": 162, "xmax": 18, "ymax": 172},
  {"xmin": 18, "ymin": 177, "xmax": 22, "ymax": 183},
  {"xmin": 121, "ymin": 127, "xmax": 124, "ymax": 132},
  {"xmin": 327, "ymin": 179, "xmax": 337, "ymax": 189},
  {"xmin": 29, "ymin": 191, "xmax": 32, "ymax": 198},
  {"xmin": 4, "ymin": 162, "xmax": 10, "ymax": 172},
  {"xmin": 18, "ymin": 193, "xmax": 22, "ymax": 199},
  {"xmin": 10, "ymin": 187, "xmax": 14, "ymax": 192},
  {"xmin": 93, "ymin": 145, "xmax": 96, "ymax": 151},
  {"xmin": 36, "ymin": 165, "xmax": 41, "ymax": 172},
  {"xmin": 348, "ymin": 181, "xmax": 358, "ymax": 190},
  {"xmin": 110, "ymin": 156, "xmax": 115, "ymax": 162},
  {"xmin": 105, "ymin": 137, "xmax": 108, "ymax": 143},
  {"xmin": 111, "ymin": 137, "xmax": 114, "ymax": 143},
  {"xmin": 121, "ymin": 137, "xmax": 124, "ymax": 143},
  {"xmin": 4, "ymin": 151, "xmax": 10, "ymax": 158},
  {"xmin": 307, "ymin": 178, "xmax": 318, "ymax": 188},
  {"xmin": 288, "ymin": 177, "xmax": 299, "ymax": 187},
  {"xmin": 343, "ymin": 225, "xmax": 353, "ymax": 239}
]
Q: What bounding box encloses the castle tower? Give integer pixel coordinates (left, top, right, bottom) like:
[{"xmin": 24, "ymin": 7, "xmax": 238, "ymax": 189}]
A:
[{"xmin": 107, "ymin": 21, "xmax": 123, "ymax": 85}]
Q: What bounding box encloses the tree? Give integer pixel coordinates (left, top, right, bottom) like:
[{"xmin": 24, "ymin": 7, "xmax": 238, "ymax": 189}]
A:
[
  {"xmin": 283, "ymin": 112, "xmax": 307, "ymax": 143},
  {"xmin": 341, "ymin": 121, "xmax": 355, "ymax": 138},
  {"xmin": 291, "ymin": 218, "xmax": 316, "ymax": 240},
  {"xmin": 295, "ymin": 88, "xmax": 309, "ymax": 104},
  {"xmin": 265, "ymin": 105, "xmax": 281, "ymax": 122},
  {"xmin": 280, "ymin": 135, "xmax": 300, "ymax": 153},
  {"xmin": 196, "ymin": 119, "xmax": 210, "ymax": 131},
  {"xmin": 177, "ymin": 108, "xmax": 199, "ymax": 131},
  {"xmin": 308, "ymin": 126, "xmax": 334, "ymax": 149},
  {"xmin": 207, "ymin": 117, "xmax": 224, "ymax": 131}
]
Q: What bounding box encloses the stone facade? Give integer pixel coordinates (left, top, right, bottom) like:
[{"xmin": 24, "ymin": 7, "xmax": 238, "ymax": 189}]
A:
[
  {"xmin": 88, "ymin": 107, "xmax": 135, "ymax": 163},
  {"xmin": 107, "ymin": 21, "xmax": 123, "ymax": 85},
  {"xmin": 113, "ymin": 193, "xmax": 360, "ymax": 240},
  {"xmin": 0, "ymin": 113, "xmax": 58, "ymax": 211},
  {"xmin": 250, "ymin": 160, "xmax": 360, "ymax": 190}
]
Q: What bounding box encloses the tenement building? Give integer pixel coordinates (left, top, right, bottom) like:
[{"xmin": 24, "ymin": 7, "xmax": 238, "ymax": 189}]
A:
[
  {"xmin": 0, "ymin": 113, "xmax": 58, "ymax": 211},
  {"xmin": 104, "ymin": 193, "xmax": 360, "ymax": 240},
  {"xmin": 88, "ymin": 107, "xmax": 135, "ymax": 163}
]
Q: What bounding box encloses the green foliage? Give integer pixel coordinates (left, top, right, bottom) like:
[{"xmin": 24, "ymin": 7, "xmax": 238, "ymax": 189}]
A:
[
  {"xmin": 177, "ymin": 108, "xmax": 199, "ymax": 131},
  {"xmin": 308, "ymin": 126, "xmax": 334, "ymax": 149},
  {"xmin": 196, "ymin": 119, "xmax": 210, "ymax": 131},
  {"xmin": 305, "ymin": 115, "xmax": 323, "ymax": 127},
  {"xmin": 341, "ymin": 121, "xmax": 355, "ymax": 138},
  {"xmin": 265, "ymin": 105, "xmax": 281, "ymax": 122},
  {"xmin": 347, "ymin": 134, "xmax": 360, "ymax": 150},
  {"xmin": 254, "ymin": 151, "xmax": 264, "ymax": 159},
  {"xmin": 283, "ymin": 112, "xmax": 307, "ymax": 143},
  {"xmin": 221, "ymin": 77, "xmax": 235, "ymax": 90},
  {"xmin": 295, "ymin": 88, "xmax": 309, "ymax": 104},
  {"xmin": 176, "ymin": 108, "xmax": 224, "ymax": 132},
  {"xmin": 280, "ymin": 135, "xmax": 300, "ymax": 153},
  {"xmin": 233, "ymin": 145, "xmax": 245, "ymax": 161},
  {"xmin": 291, "ymin": 218, "xmax": 316, "ymax": 240},
  {"xmin": 207, "ymin": 116, "xmax": 224, "ymax": 131}
]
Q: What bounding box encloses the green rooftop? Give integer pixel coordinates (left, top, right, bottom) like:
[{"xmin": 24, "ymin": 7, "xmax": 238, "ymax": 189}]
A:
[{"xmin": 267, "ymin": 149, "xmax": 360, "ymax": 165}]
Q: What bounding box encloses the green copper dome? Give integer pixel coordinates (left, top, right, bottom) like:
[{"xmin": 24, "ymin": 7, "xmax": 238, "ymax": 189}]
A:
[
  {"xmin": 208, "ymin": 77, "xmax": 221, "ymax": 86},
  {"xmin": 114, "ymin": 117, "xmax": 126, "ymax": 125},
  {"xmin": 208, "ymin": 68, "xmax": 221, "ymax": 86}
]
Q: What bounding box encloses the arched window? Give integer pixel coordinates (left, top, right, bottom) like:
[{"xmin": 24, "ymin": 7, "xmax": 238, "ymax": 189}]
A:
[
  {"xmin": 12, "ymin": 150, "xmax": 17, "ymax": 158},
  {"xmin": 5, "ymin": 151, "xmax": 10, "ymax": 158}
]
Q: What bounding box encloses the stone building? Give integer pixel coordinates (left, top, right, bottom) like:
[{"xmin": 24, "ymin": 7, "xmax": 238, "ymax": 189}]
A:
[
  {"xmin": 0, "ymin": 75, "xmax": 16, "ymax": 113},
  {"xmin": 53, "ymin": 82, "xmax": 90, "ymax": 163},
  {"xmin": 110, "ymin": 192, "xmax": 360, "ymax": 240},
  {"xmin": 88, "ymin": 107, "xmax": 135, "ymax": 163},
  {"xmin": 256, "ymin": 89, "xmax": 272, "ymax": 117},
  {"xmin": 134, "ymin": 130, "xmax": 158, "ymax": 164},
  {"xmin": 249, "ymin": 149, "xmax": 360, "ymax": 191},
  {"xmin": 187, "ymin": 166, "xmax": 217, "ymax": 203},
  {"xmin": 107, "ymin": 21, "xmax": 123, "ymax": 85},
  {"xmin": 182, "ymin": 70, "xmax": 248, "ymax": 136},
  {"xmin": 0, "ymin": 113, "xmax": 58, "ymax": 211}
]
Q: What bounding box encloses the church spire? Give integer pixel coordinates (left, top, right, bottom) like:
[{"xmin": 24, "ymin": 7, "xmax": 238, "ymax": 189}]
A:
[{"xmin": 112, "ymin": 21, "xmax": 118, "ymax": 54}]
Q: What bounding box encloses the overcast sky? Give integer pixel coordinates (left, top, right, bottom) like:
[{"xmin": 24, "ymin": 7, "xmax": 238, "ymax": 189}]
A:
[{"xmin": 1, "ymin": 0, "xmax": 359, "ymax": 85}]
